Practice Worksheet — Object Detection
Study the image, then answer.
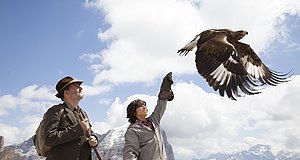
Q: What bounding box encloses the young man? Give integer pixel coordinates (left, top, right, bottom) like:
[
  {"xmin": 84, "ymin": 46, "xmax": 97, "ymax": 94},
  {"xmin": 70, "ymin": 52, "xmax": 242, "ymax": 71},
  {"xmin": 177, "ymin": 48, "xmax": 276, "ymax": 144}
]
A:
[
  {"xmin": 123, "ymin": 72, "xmax": 174, "ymax": 160},
  {"xmin": 43, "ymin": 76, "xmax": 98, "ymax": 160}
]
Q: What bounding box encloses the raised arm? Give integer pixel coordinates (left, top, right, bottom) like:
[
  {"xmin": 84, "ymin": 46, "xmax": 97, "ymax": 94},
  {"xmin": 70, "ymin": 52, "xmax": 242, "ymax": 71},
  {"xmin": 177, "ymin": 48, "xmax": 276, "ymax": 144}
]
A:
[{"xmin": 150, "ymin": 72, "xmax": 174, "ymax": 124}]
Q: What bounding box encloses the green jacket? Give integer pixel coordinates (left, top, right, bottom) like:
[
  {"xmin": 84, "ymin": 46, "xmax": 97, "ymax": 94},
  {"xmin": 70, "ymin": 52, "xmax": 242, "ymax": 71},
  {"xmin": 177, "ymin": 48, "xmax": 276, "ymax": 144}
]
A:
[
  {"xmin": 43, "ymin": 103, "xmax": 94, "ymax": 160},
  {"xmin": 123, "ymin": 99, "xmax": 168, "ymax": 160}
]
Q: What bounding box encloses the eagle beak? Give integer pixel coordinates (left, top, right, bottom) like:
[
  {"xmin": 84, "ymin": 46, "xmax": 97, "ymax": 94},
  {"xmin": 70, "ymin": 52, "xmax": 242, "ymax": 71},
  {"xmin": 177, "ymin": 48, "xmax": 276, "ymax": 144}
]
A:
[
  {"xmin": 236, "ymin": 30, "xmax": 248, "ymax": 40},
  {"xmin": 239, "ymin": 30, "xmax": 248, "ymax": 35}
]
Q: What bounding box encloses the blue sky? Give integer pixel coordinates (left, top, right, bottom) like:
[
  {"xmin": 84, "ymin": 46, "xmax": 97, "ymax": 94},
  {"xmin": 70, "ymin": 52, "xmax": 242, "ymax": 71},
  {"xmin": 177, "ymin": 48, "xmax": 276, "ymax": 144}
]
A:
[
  {"xmin": 0, "ymin": 0, "xmax": 103, "ymax": 93},
  {"xmin": 1, "ymin": 0, "xmax": 300, "ymax": 159}
]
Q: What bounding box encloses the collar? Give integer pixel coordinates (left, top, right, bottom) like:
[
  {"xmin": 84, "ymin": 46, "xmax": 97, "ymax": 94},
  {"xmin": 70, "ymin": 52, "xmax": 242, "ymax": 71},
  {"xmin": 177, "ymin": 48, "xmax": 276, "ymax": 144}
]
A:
[
  {"xmin": 136, "ymin": 118, "xmax": 154, "ymax": 131},
  {"xmin": 64, "ymin": 101, "xmax": 80, "ymax": 111}
]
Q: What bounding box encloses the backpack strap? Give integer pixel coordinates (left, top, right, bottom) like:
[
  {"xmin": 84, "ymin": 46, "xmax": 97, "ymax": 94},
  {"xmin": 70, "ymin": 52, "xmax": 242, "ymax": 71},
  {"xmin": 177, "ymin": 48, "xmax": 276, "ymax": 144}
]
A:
[
  {"xmin": 57, "ymin": 103, "xmax": 66, "ymax": 125},
  {"xmin": 59, "ymin": 103, "xmax": 65, "ymax": 115}
]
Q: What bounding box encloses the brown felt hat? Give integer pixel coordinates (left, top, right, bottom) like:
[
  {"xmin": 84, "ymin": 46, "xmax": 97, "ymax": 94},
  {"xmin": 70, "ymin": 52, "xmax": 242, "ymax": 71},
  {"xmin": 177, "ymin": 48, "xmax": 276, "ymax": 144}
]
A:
[{"xmin": 55, "ymin": 76, "xmax": 83, "ymax": 98}]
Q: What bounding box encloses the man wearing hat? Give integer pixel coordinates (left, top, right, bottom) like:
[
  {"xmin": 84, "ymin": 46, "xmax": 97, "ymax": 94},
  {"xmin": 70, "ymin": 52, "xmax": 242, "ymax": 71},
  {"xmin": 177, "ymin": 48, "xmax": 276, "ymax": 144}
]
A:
[
  {"xmin": 43, "ymin": 76, "xmax": 98, "ymax": 160},
  {"xmin": 123, "ymin": 72, "xmax": 174, "ymax": 160}
]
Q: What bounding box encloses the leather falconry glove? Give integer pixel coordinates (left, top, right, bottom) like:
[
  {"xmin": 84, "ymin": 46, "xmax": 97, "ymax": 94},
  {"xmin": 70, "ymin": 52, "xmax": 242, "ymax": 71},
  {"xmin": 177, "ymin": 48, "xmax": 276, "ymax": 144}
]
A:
[{"xmin": 158, "ymin": 72, "xmax": 174, "ymax": 101}]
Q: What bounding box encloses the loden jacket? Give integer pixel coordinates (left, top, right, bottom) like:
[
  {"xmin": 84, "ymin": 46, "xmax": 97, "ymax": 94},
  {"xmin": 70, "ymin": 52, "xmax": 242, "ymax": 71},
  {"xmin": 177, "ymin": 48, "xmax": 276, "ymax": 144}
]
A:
[{"xmin": 43, "ymin": 103, "xmax": 95, "ymax": 160}]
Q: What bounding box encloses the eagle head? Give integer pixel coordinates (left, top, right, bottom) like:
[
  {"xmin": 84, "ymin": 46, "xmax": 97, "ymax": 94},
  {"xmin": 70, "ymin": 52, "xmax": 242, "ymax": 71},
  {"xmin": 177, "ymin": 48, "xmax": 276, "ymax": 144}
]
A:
[{"xmin": 233, "ymin": 30, "xmax": 248, "ymax": 40}]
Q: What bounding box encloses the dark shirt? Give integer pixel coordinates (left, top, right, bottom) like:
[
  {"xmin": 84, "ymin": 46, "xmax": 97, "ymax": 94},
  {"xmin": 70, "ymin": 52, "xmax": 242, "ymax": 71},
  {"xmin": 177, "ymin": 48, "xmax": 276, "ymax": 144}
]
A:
[
  {"xmin": 142, "ymin": 119, "xmax": 154, "ymax": 131},
  {"xmin": 65, "ymin": 103, "xmax": 91, "ymax": 160}
]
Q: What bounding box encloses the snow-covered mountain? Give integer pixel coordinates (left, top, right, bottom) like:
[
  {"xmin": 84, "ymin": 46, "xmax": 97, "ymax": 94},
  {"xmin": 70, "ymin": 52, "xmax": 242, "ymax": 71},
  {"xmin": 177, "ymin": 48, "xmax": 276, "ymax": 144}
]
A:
[
  {"xmin": 199, "ymin": 144, "xmax": 300, "ymax": 160},
  {"xmin": 0, "ymin": 124, "xmax": 175, "ymax": 160},
  {"xmin": 2, "ymin": 127, "xmax": 300, "ymax": 160},
  {"xmin": 92, "ymin": 124, "xmax": 175, "ymax": 160}
]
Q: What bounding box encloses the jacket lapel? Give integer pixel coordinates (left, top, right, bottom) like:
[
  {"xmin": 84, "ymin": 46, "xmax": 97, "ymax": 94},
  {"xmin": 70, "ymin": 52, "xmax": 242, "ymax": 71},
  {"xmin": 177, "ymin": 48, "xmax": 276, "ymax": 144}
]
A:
[{"xmin": 64, "ymin": 106, "xmax": 78, "ymax": 125}]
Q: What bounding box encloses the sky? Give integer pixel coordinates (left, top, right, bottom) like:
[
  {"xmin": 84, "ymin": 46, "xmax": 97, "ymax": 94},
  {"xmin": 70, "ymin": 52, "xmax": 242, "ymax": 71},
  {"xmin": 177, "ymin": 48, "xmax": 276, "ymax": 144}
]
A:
[{"xmin": 1, "ymin": 0, "xmax": 300, "ymax": 159}]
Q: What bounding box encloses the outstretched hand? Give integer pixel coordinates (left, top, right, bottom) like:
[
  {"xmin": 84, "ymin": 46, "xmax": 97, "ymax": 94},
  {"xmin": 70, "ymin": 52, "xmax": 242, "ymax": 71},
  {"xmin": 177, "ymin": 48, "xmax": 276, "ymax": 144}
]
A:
[{"xmin": 158, "ymin": 72, "xmax": 174, "ymax": 101}]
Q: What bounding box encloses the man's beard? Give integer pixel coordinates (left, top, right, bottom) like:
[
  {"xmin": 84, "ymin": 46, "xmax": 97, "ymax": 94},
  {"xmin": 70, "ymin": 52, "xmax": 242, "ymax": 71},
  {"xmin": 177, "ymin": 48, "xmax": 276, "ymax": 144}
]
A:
[{"xmin": 71, "ymin": 92, "xmax": 84, "ymax": 101}]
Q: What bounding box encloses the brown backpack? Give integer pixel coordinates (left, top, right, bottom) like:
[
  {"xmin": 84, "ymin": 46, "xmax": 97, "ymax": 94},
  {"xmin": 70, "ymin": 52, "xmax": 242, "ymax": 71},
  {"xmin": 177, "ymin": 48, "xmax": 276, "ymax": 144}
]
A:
[{"xmin": 32, "ymin": 105, "xmax": 64, "ymax": 157}]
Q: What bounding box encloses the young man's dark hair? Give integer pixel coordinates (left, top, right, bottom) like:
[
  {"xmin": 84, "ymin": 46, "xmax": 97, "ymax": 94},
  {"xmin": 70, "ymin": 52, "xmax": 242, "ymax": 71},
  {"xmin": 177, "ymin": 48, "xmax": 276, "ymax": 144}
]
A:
[{"xmin": 126, "ymin": 99, "xmax": 146, "ymax": 123}]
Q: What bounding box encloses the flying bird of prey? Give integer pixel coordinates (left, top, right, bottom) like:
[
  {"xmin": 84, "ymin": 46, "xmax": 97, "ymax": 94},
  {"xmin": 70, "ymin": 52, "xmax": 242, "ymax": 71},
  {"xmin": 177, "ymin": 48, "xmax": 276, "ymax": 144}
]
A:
[{"xmin": 178, "ymin": 29, "xmax": 291, "ymax": 100}]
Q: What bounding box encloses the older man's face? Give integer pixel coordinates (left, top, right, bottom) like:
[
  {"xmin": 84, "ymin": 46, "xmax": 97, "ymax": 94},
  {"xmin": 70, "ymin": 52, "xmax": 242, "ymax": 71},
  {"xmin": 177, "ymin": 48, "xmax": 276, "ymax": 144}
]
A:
[{"xmin": 65, "ymin": 83, "xmax": 84, "ymax": 101}]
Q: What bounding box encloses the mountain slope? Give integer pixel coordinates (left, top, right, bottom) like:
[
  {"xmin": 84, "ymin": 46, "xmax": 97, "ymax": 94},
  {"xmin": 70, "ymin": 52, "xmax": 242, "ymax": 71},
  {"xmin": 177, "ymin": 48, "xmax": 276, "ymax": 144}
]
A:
[
  {"xmin": 0, "ymin": 125, "xmax": 175, "ymax": 160},
  {"xmin": 2, "ymin": 128, "xmax": 300, "ymax": 160},
  {"xmin": 199, "ymin": 144, "xmax": 300, "ymax": 160}
]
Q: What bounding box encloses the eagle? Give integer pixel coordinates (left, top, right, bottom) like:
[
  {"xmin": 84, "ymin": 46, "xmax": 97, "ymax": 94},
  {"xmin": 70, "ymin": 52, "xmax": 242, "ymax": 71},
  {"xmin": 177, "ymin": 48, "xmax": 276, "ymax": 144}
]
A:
[{"xmin": 178, "ymin": 29, "xmax": 291, "ymax": 100}]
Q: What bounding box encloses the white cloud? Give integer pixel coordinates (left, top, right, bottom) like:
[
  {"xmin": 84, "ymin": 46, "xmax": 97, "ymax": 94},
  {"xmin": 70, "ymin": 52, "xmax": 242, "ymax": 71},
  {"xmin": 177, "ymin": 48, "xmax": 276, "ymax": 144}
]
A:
[
  {"xmin": 80, "ymin": 53, "xmax": 102, "ymax": 64},
  {"xmin": 18, "ymin": 84, "xmax": 56, "ymax": 100},
  {"xmin": 0, "ymin": 95, "xmax": 18, "ymax": 116},
  {"xmin": 3, "ymin": 2, "xmax": 298, "ymax": 159},
  {"xmin": 0, "ymin": 79, "xmax": 115, "ymax": 145},
  {"xmin": 0, "ymin": 114, "xmax": 42, "ymax": 146},
  {"xmin": 74, "ymin": 29, "xmax": 85, "ymax": 39},
  {"xmin": 86, "ymin": 0, "xmax": 300, "ymax": 87},
  {"xmin": 0, "ymin": 124, "xmax": 23, "ymax": 145},
  {"xmin": 86, "ymin": 0, "xmax": 201, "ymax": 85},
  {"xmin": 92, "ymin": 75, "xmax": 300, "ymax": 159},
  {"xmin": 81, "ymin": 84, "xmax": 112, "ymax": 96},
  {"xmin": 0, "ymin": 85, "xmax": 58, "ymax": 117},
  {"xmin": 84, "ymin": 0, "xmax": 300, "ymax": 159},
  {"xmin": 2, "ymin": 71, "xmax": 297, "ymax": 159},
  {"xmin": 93, "ymin": 94, "xmax": 158, "ymax": 134},
  {"xmin": 0, "ymin": 85, "xmax": 58, "ymax": 145}
]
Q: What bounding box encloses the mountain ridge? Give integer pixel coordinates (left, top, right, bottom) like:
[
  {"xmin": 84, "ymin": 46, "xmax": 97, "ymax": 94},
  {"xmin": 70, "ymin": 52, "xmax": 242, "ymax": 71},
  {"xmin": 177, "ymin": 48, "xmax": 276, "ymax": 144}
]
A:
[
  {"xmin": 1, "ymin": 127, "xmax": 300, "ymax": 160},
  {"xmin": 198, "ymin": 144, "xmax": 300, "ymax": 160},
  {"xmin": 0, "ymin": 125, "xmax": 175, "ymax": 160}
]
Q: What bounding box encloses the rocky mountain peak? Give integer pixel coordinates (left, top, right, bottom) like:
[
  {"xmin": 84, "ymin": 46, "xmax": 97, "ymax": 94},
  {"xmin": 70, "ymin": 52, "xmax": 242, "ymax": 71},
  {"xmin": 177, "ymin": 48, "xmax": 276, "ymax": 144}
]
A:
[
  {"xmin": 0, "ymin": 125, "xmax": 175, "ymax": 160},
  {"xmin": 0, "ymin": 136, "xmax": 4, "ymax": 152}
]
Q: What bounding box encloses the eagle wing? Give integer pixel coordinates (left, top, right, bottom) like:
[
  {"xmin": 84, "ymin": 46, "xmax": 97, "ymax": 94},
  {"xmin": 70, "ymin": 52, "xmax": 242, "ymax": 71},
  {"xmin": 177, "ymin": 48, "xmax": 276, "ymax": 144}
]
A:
[
  {"xmin": 234, "ymin": 42, "xmax": 290, "ymax": 85},
  {"xmin": 180, "ymin": 29, "xmax": 291, "ymax": 100},
  {"xmin": 195, "ymin": 35, "xmax": 260, "ymax": 100}
]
